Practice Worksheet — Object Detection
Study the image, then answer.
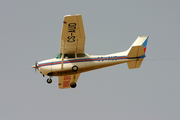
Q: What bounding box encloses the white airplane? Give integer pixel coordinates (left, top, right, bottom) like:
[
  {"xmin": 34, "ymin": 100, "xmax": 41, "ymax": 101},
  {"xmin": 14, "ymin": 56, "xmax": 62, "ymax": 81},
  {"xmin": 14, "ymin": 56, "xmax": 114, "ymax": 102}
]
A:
[{"xmin": 32, "ymin": 14, "xmax": 149, "ymax": 89}]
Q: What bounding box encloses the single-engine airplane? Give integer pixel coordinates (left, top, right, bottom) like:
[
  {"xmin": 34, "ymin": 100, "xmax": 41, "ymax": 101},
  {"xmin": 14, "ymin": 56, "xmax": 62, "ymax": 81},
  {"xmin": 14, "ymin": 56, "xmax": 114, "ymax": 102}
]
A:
[{"xmin": 32, "ymin": 14, "xmax": 149, "ymax": 89}]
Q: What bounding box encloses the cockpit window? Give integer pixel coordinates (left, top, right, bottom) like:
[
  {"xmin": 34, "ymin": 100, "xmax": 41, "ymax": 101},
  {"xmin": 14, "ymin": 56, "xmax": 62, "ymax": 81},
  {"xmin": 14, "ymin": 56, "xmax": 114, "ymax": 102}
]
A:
[
  {"xmin": 55, "ymin": 53, "xmax": 62, "ymax": 59},
  {"xmin": 55, "ymin": 53, "xmax": 87, "ymax": 59}
]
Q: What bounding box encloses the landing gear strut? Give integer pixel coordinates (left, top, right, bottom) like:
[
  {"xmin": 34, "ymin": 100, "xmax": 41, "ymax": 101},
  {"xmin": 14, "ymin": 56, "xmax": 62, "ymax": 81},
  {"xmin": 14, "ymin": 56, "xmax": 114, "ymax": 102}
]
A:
[{"xmin": 70, "ymin": 82, "xmax": 77, "ymax": 88}]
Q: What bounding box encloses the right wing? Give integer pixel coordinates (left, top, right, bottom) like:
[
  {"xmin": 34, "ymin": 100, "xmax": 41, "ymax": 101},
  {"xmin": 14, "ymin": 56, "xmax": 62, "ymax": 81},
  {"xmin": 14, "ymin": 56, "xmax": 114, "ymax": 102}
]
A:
[
  {"xmin": 60, "ymin": 14, "xmax": 86, "ymax": 54},
  {"xmin": 58, "ymin": 74, "xmax": 80, "ymax": 89}
]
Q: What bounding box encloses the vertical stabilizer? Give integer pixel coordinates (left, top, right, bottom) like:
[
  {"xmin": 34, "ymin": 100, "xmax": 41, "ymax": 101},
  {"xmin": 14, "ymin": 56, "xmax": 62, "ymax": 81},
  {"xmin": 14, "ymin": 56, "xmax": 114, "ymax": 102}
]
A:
[{"xmin": 128, "ymin": 36, "xmax": 149, "ymax": 54}]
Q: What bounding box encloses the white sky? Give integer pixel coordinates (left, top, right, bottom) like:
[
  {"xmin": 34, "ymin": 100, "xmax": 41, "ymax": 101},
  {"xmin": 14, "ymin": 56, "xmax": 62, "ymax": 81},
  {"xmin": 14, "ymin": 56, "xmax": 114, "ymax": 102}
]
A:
[{"xmin": 1, "ymin": 0, "xmax": 180, "ymax": 120}]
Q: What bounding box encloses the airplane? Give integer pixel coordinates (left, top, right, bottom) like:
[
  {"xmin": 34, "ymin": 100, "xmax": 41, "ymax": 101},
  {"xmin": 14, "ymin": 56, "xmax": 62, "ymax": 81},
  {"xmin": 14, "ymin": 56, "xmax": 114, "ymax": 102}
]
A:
[{"xmin": 32, "ymin": 14, "xmax": 149, "ymax": 89}]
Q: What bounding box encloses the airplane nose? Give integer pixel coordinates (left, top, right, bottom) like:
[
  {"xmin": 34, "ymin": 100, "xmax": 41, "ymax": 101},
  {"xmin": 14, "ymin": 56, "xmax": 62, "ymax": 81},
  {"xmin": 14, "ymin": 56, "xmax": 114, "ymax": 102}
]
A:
[
  {"xmin": 32, "ymin": 61, "xmax": 38, "ymax": 70},
  {"xmin": 32, "ymin": 59, "xmax": 52, "ymax": 75}
]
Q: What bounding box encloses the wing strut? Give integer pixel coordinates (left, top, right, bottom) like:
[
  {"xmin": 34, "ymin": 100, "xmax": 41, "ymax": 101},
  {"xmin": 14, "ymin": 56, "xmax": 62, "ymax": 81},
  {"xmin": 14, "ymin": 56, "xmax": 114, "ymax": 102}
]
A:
[{"xmin": 61, "ymin": 40, "xmax": 65, "ymax": 69}]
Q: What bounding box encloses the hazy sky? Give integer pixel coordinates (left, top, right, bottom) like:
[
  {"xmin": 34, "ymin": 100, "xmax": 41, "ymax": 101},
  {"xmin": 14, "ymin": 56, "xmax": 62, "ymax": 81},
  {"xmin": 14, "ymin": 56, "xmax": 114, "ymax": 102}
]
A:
[{"xmin": 1, "ymin": 0, "xmax": 180, "ymax": 120}]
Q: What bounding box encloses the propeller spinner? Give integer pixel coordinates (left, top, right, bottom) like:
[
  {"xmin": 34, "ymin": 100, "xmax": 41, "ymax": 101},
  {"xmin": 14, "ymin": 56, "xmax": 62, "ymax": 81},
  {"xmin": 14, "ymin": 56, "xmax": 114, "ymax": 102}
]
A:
[{"xmin": 32, "ymin": 61, "xmax": 38, "ymax": 71}]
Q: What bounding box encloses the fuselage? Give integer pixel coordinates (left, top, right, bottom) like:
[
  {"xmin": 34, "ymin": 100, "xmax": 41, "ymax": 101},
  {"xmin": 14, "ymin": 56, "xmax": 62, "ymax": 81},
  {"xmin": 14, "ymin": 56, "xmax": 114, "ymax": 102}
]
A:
[{"xmin": 37, "ymin": 51, "xmax": 142, "ymax": 76}]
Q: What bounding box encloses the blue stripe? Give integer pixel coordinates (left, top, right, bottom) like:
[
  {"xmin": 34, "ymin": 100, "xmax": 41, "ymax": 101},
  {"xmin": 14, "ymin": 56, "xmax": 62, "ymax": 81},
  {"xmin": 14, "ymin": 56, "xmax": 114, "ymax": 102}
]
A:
[
  {"xmin": 142, "ymin": 37, "xmax": 149, "ymax": 48},
  {"xmin": 139, "ymin": 55, "xmax": 146, "ymax": 58}
]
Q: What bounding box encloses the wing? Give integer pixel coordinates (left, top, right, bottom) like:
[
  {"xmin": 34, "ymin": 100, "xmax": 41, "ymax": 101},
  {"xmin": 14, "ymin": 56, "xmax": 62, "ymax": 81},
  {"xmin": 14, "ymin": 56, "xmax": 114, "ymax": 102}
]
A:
[
  {"xmin": 58, "ymin": 74, "xmax": 80, "ymax": 89},
  {"xmin": 60, "ymin": 15, "xmax": 85, "ymax": 54}
]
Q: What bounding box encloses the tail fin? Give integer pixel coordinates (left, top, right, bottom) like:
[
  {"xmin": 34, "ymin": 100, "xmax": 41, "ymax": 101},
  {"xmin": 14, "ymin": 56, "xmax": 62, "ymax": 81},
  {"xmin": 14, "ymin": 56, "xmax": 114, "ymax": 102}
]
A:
[{"xmin": 127, "ymin": 36, "xmax": 149, "ymax": 69}]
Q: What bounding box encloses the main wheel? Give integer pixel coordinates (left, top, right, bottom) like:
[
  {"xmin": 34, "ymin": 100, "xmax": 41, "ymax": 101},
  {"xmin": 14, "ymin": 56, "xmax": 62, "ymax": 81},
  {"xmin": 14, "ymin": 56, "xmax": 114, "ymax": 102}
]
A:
[
  {"xmin": 70, "ymin": 82, "xmax": 77, "ymax": 88},
  {"xmin": 47, "ymin": 78, "xmax": 52, "ymax": 84},
  {"xmin": 72, "ymin": 65, "xmax": 78, "ymax": 72}
]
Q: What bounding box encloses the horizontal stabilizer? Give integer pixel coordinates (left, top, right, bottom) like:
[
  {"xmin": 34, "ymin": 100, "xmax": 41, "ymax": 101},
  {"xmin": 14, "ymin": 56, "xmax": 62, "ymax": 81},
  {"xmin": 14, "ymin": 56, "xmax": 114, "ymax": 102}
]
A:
[
  {"xmin": 126, "ymin": 36, "xmax": 148, "ymax": 69},
  {"xmin": 127, "ymin": 58, "xmax": 144, "ymax": 69},
  {"xmin": 127, "ymin": 45, "xmax": 144, "ymax": 58}
]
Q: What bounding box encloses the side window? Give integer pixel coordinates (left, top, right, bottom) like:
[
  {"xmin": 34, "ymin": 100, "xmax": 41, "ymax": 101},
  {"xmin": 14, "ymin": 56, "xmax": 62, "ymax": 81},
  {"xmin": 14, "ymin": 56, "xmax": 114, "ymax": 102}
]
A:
[
  {"xmin": 64, "ymin": 54, "xmax": 75, "ymax": 58},
  {"xmin": 77, "ymin": 53, "xmax": 87, "ymax": 58}
]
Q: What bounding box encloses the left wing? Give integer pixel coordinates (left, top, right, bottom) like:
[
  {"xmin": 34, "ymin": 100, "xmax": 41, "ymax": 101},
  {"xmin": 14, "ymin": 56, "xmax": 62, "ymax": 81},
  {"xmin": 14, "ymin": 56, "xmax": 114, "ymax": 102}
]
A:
[
  {"xmin": 58, "ymin": 74, "xmax": 80, "ymax": 89},
  {"xmin": 60, "ymin": 15, "xmax": 86, "ymax": 54}
]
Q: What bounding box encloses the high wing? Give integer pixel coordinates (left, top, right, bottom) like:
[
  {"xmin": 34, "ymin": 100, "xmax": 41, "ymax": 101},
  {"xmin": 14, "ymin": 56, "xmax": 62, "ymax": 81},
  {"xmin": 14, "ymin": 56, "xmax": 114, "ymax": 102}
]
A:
[
  {"xmin": 58, "ymin": 74, "xmax": 80, "ymax": 89},
  {"xmin": 60, "ymin": 15, "xmax": 86, "ymax": 54}
]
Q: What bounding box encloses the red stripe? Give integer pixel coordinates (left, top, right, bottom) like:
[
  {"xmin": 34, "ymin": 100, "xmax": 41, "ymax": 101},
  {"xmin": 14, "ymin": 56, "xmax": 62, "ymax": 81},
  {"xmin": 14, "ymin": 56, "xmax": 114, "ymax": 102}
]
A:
[
  {"xmin": 144, "ymin": 47, "xmax": 147, "ymax": 53},
  {"xmin": 118, "ymin": 57, "xmax": 127, "ymax": 59}
]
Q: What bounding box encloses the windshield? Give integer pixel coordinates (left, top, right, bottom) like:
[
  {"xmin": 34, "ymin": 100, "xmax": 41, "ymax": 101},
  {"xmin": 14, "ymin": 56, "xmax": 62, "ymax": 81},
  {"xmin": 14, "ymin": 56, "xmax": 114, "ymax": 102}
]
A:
[{"xmin": 55, "ymin": 53, "xmax": 62, "ymax": 59}]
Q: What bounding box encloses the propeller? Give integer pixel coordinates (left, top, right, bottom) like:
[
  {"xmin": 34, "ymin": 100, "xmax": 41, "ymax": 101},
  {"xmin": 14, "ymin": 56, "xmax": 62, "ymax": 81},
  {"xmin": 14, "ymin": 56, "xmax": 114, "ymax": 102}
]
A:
[{"xmin": 32, "ymin": 60, "xmax": 38, "ymax": 72}]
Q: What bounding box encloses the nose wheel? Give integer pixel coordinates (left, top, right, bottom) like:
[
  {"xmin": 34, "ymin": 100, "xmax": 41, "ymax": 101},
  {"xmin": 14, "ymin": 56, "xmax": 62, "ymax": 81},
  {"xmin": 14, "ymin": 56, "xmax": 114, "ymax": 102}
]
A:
[{"xmin": 47, "ymin": 78, "xmax": 52, "ymax": 84}]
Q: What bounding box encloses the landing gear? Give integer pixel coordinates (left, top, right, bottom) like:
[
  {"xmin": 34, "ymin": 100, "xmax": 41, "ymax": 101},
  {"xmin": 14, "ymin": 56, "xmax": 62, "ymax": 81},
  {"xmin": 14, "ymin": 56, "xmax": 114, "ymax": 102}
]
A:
[
  {"xmin": 47, "ymin": 73, "xmax": 52, "ymax": 84},
  {"xmin": 72, "ymin": 65, "xmax": 78, "ymax": 72},
  {"xmin": 70, "ymin": 82, "xmax": 77, "ymax": 88},
  {"xmin": 47, "ymin": 78, "xmax": 52, "ymax": 84},
  {"xmin": 47, "ymin": 72, "xmax": 53, "ymax": 76}
]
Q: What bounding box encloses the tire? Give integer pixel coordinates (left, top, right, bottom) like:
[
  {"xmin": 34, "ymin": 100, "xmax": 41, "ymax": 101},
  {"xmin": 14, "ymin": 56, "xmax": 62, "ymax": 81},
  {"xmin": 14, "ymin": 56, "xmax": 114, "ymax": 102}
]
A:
[
  {"xmin": 72, "ymin": 65, "xmax": 78, "ymax": 72},
  {"xmin": 70, "ymin": 82, "xmax": 77, "ymax": 88},
  {"xmin": 47, "ymin": 78, "xmax": 52, "ymax": 84}
]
